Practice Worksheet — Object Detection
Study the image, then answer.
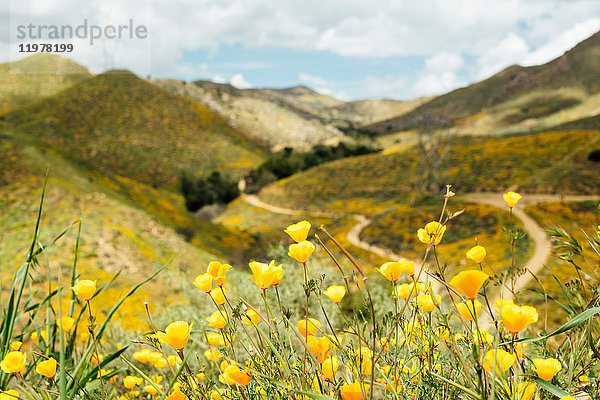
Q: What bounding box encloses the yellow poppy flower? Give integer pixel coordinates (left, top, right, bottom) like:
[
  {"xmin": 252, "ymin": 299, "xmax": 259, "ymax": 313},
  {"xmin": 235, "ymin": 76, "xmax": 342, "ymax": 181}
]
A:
[
  {"xmin": 163, "ymin": 321, "xmax": 192, "ymax": 350},
  {"xmin": 284, "ymin": 220, "xmax": 311, "ymax": 243},
  {"xmin": 0, "ymin": 390, "xmax": 20, "ymax": 400},
  {"xmin": 271, "ymin": 262, "xmax": 285, "ymax": 285},
  {"xmin": 500, "ymin": 304, "xmax": 538, "ymax": 333},
  {"xmin": 378, "ymin": 259, "xmax": 414, "ymax": 281},
  {"xmin": 35, "ymin": 357, "xmax": 57, "ymax": 378},
  {"xmin": 206, "ymin": 311, "xmax": 228, "ymax": 330},
  {"xmin": 456, "ymin": 300, "xmax": 481, "ymax": 321},
  {"xmin": 532, "ymin": 358, "xmax": 562, "ymax": 381},
  {"xmin": 204, "ymin": 348, "xmax": 222, "ymax": 362},
  {"xmin": 242, "ymin": 308, "xmax": 261, "ymax": 326},
  {"xmin": 298, "ymin": 318, "xmax": 321, "ymax": 337},
  {"xmin": 0, "ymin": 351, "xmax": 26, "ymax": 374},
  {"xmin": 394, "ymin": 282, "xmax": 428, "ymax": 299},
  {"xmin": 133, "ymin": 349, "xmax": 151, "ymax": 363},
  {"xmin": 415, "ymin": 294, "xmax": 441, "ymax": 313},
  {"xmin": 206, "ymin": 261, "xmax": 232, "ymax": 287},
  {"xmin": 58, "ymin": 315, "xmax": 75, "ymax": 331},
  {"xmin": 466, "ymin": 245, "xmax": 486, "ymax": 264},
  {"xmin": 166, "ymin": 391, "xmax": 188, "ymax": 400},
  {"xmin": 449, "ymin": 270, "xmax": 489, "ymax": 299},
  {"xmin": 145, "ymin": 384, "xmax": 160, "ymax": 396},
  {"xmin": 210, "ymin": 288, "xmax": 226, "ymax": 305},
  {"xmin": 306, "ymin": 335, "xmax": 333, "ymax": 363},
  {"xmin": 322, "ymin": 356, "xmax": 339, "ymax": 381},
  {"xmin": 513, "ymin": 382, "xmax": 536, "ymax": 400},
  {"xmin": 71, "ymin": 280, "xmax": 97, "ymax": 301},
  {"xmin": 340, "ymin": 381, "xmax": 369, "ymax": 400},
  {"xmin": 30, "ymin": 330, "xmax": 47, "ymax": 344},
  {"xmin": 9, "ymin": 341, "xmax": 22, "ymax": 351},
  {"xmin": 124, "ymin": 375, "xmax": 144, "ymax": 389},
  {"xmin": 193, "ymin": 273, "xmax": 213, "ymax": 293},
  {"xmin": 494, "ymin": 298, "xmax": 514, "ymax": 314},
  {"xmin": 483, "ymin": 349, "xmax": 516, "ymax": 375},
  {"xmin": 248, "ymin": 261, "xmax": 279, "ymax": 290},
  {"xmin": 224, "ymin": 364, "xmax": 252, "ymax": 385},
  {"xmin": 288, "ymin": 241, "xmax": 315, "ymax": 263},
  {"xmin": 503, "ymin": 192, "xmax": 522, "ymax": 208},
  {"xmin": 146, "ymin": 352, "xmax": 162, "ymax": 366},
  {"xmin": 323, "ymin": 285, "xmax": 346, "ymax": 303},
  {"xmin": 417, "ymin": 221, "xmax": 446, "ymax": 245}
]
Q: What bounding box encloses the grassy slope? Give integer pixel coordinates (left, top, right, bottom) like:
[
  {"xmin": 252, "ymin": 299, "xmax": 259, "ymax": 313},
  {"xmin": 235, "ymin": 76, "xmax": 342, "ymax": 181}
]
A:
[
  {"xmin": 0, "ymin": 53, "xmax": 90, "ymax": 114},
  {"xmin": 259, "ymin": 130, "xmax": 600, "ymax": 212},
  {"xmin": 0, "ymin": 138, "xmax": 221, "ymax": 330},
  {"xmin": 152, "ymin": 79, "xmax": 344, "ymax": 150},
  {"xmin": 217, "ymin": 129, "xmax": 599, "ymax": 275},
  {"xmin": 360, "ymin": 200, "xmax": 530, "ymax": 276},
  {"xmin": 4, "ymin": 71, "xmax": 266, "ymax": 189},
  {"xmin": 363, "ymin": 31, "xmax": 600, "ymax": 135}
]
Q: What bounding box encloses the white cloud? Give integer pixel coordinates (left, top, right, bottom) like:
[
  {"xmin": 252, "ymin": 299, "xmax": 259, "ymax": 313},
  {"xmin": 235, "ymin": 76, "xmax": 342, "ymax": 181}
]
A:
[
  {"xmin": 2, "ymin": 0, "xmax": 600, "ymax": 98},
  {"xmin": 523, "ymin": 17, "xmax": 600, "ymax": 65},
  {"xmin": 299, "ymin": 72, "xmax": 328, "ymax": 88},
  {"xmin": 475, "ymin": 33, "xmax": 530, "ymax": 80},
  {"xmin": 212, "ymin": 74, "xmax": 227, "ymax": 84},
  {"xmin": 298, "ymin": 72, "xmax": 349, "ymax": 99},
  {"xmin": 230, "ymin": 73, "xmax": 252, "ymax": 89},
  {"xmin": 412, "ymin": 53, "xmax": 466, "ymax": 96}
]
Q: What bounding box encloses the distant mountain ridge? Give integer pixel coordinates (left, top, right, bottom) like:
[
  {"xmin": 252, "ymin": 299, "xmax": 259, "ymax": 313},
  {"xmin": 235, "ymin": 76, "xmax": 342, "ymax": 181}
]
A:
[{"xmin": 362, "ymin": 30, "xmax": 600, "ymax": 136}]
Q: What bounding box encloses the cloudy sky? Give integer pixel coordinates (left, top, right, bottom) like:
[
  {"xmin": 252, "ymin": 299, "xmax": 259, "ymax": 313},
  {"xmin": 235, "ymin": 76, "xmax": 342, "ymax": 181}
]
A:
[{"xmin": 2, "ymin": 0, "xmax": 600, "ymax": 100}]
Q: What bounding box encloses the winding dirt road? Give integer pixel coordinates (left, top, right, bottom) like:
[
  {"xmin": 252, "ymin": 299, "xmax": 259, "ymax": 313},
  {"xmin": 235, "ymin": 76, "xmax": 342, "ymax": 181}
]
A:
[
  {"xmin": 242, "ymin": 192, "xmax": 600, "ymax": 298},
  {"xmin": 462, "ymin": 193, "xmax": 600, "ymax": 296}
]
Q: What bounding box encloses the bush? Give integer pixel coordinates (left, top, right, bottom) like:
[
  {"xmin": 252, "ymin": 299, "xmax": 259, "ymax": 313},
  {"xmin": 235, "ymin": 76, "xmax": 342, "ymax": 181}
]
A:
[
  {"xmin": 588, "ymin": 149, "xmax": 600, "ymax": 162},
  {"xmin": 181, "ymin": 171, "xmax": 240, "ymax": 212},
  {"xmin": 245, "ymin": 142, "xmax": 380, "ymax": 193}
]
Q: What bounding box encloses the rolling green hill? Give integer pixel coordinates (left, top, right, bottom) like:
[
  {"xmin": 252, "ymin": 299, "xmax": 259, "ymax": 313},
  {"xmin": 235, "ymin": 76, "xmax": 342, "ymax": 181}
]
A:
[
  {"xmin": 258, "ymin": 129, "xmax": 600, "ymax": 211},
  {"xmin": 0, "ymin": 53, "xmax": 90, "ymax": 114},
  {"xmin": 4, "ymin": 70, "xmax": 266, "ymax": 189},
  {"xmin": 363, "ymin": 30, "xmax": 600, "ymax": 136}
]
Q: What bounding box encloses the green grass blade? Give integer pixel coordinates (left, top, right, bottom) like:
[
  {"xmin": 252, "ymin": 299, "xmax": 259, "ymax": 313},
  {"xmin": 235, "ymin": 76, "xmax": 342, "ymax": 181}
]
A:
[
  {"xmin": 532, "ymin": 376, "xmax": 572, "ymax": 398},
  {"xmin": 513, "ymin": 307, "xmax": 600, "ymax": 344}
]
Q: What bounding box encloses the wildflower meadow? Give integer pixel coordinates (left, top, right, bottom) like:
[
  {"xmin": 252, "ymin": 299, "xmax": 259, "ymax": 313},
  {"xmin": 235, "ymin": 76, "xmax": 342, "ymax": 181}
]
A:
[{"xmin": 1, "ymin": 183, "xmax": 599, "ymax": 400}]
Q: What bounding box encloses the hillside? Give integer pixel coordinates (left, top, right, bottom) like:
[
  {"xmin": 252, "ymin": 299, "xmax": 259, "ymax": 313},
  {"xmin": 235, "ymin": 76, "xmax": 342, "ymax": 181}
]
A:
[
  {"xmin": 0, "ymin": 53, "xmax": 90, "ymax": 114},
  {"xmin": 151, "ymin": 79, "xmax": 345, "ymax": 150},
  {"xmin": 0, "ymin": 137, "xmax": 226, "ymax": 329},
  {"xmin": 258, "ymin": 129, "xmax": 600, "ymax": 212},
  {"xmin": 4, "ymin": 71, "xmax": 266, "ymax": 189},
  {"xmin": 152, "ymin": 79, "xmax": 432, "ymax": 150},
  {"xmin": 363, "ymin": 30, "xmax": 600, "ymax": 136}
]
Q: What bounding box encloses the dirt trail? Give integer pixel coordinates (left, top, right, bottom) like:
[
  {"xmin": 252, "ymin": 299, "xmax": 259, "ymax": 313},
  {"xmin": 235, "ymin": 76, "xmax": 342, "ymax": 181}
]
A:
[
  {"xmin": 462, "ymin": 193, "xmax": 600, "ymax": 296},
  {"xmin": 242, "ymin": 194, "xmax": 437, "ymax": 287},
  {"xmin": 241, "ymin": 192, "xmax": 599, "ymax": 304}
]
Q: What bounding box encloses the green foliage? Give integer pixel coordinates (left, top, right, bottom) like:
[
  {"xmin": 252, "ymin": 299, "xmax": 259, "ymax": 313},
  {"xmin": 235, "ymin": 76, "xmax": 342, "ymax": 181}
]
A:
[
  {"xmin": 181, "ymin": 171, "xmax": 240, "ymax": 212},
  {"xmin": 245, "ymin": 142, "xmax": 379, "ymax": 193}
]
